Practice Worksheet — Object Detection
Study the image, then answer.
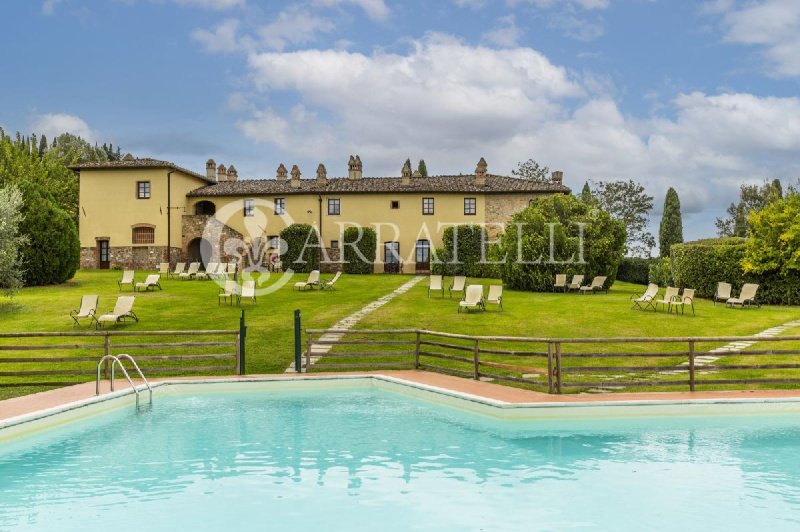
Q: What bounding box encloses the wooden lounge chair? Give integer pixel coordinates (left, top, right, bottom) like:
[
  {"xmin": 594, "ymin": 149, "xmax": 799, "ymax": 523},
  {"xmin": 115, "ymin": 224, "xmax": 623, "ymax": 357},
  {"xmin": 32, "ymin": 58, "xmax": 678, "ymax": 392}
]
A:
[
  {"xmin": 135, "ymin": 274, "xmax": 162, "ymax": 292},
  {"xmin": 118, "ymin": 270, "xmax": 135, "ymax": 291},
  {"xmin": 654, "ymin": 286, "xmax": 679, "ymax": 313},
  {"xmin": 486, "ymin": 285, "xmax": 503, "ymax": 310},
  {"xmin": 70, "ymin": 295, "xmax": 98, "ymax": 326},
  {"xmin": 212, "ymin": 262, "xmax": 228, "ymax": 280},
  {"xmin": 553, "ymin": 274, "xmax": 567, "ymax": 292},
  {"xmin": 158, "ymin": 262, "xmax": 169, "ymax": 275},
  {"xmin": 239, "ymin": 280, "xmax": 256, "ymax": 305},
  {"xmin": 196, "ymin": 262, "xmax": 218, "ymax": 281},
  {"xmin": 227, "ymin": 262, "xmax": 237, "ymax": 276},
  {"xmin": 630, "ymin": 283, "xmax": 659, "ymax": 311},
  {"xmin": 727, "ymin": 283, "xmax": 760, "ymax": 308},
  {"xmin": 579, "ymin": 276, "xmax": 608, "ymax": 295},
  {"xmin": 321, "ymin": 271, "xmax": 342, "ymax": 290},
  {"xmin": 458, "ymin": 285, "xmax": 485, "ymax": 313},
  {"xmin": 95, "ymin": 296, "xmax": 137, "ymax": 328},
  {"xmin": 449, "ymin": 276, "xmax": 466, "ymax": 298},
  {"xmin": 179, "ymin": 262, "xmax": 200, "ymax": 280},
  {"xmin": 670, "ymin": 288, "xmax": 695, "ymax": 315},
  {"xmin": 294, "ymin": 270, "xmax": 320, "ymax": 291},
  {"xmin": 714, "ymin": 282, "xmax": 732, "ymax": 306},
  {"xmin": 218, "ymin": 280, "xmax": 238, "ymax": 305},
  {"xmin": 169, "ymin": 262, "xmax": 186, "ymax": 279},
  {"xmin": 428, "ymin": 275, "xmax": 444, "ymax": 298},
  {"xmin": 566, "ymin": 275, "xmax": 584, "ymax": 292}
]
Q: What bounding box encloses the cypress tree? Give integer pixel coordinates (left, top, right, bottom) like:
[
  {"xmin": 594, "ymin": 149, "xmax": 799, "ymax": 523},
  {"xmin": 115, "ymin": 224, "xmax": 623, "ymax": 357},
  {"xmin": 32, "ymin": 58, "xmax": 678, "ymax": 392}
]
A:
[
  {"xmin": 659, "ymin": 187, "xmax": 683, "ymax": 257},
  {"xmin": 417, "ymin": 159, "xmax": 428, "ymax": 177},
  {"xmin": 579, "ymin": 182, "xmax": 593, "ymax": 203},
  {"xmin": 38, "ymin": 134, "xmax": 47, "ymax": 158}
]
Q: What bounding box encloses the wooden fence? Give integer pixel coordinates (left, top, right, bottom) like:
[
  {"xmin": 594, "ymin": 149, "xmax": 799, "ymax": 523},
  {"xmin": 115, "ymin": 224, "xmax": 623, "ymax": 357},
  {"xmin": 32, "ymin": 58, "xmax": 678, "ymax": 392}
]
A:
[{"xmin": 304, "ymin": 328, "xmax": 800, "ymax": 393}]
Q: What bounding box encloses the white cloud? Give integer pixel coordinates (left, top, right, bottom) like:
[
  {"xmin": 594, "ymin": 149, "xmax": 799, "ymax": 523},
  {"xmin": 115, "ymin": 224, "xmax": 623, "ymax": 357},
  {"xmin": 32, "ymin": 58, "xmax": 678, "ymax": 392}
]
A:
[
  {"xmin": 714, "ymin": 0, "xmax": 800, "ymax": 77},
  {"xmin": 41, "ymin": 0, "xmax": 63, "ymax": 15},
  {"xmin": 508, "ymin": 0, "xmax": 609, "ymax": 10},
  {"xmin": 312, "ymin": 0, "xmax": 390, "ymax": 21},
  {"xmin": 192, "ymin": 19, "xmax": 243, "ymax": 53},
  {"xmin": 29, "ymin": 113, "xmax": 95, "ymax": 142},
  {"xmin": 257, "ymin": 6, "xmax": 336, "ymax": 51},
  {"xmin": 174, "ymin": 0, "xmax": 245, "ymax": 10},
  {"xmin": 482, "ymin": 15, "xmax": 522, "ymax": 48},
  {"xmin": 453, "ymin": 0, "xmax": 487, "ymax": 8}
]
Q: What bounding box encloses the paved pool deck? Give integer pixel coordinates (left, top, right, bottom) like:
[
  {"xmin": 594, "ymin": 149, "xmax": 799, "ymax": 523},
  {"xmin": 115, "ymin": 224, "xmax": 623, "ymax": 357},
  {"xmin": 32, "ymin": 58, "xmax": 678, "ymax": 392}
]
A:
[{"xmin": 4, "ymin": 371, "xmax": 800, "ymax": 423}]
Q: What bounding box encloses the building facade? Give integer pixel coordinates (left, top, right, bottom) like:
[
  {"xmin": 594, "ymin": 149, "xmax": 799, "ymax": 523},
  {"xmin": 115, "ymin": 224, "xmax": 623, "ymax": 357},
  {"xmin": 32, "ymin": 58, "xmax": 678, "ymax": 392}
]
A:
[{"xmin": 73, "ymin": 155, "xmax": 570, "ymax": 273}]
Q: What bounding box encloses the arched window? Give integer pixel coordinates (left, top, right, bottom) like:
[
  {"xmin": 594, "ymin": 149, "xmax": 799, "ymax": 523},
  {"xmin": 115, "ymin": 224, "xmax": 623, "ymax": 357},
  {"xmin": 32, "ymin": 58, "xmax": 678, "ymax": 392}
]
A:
[
  {"xmin": 194, "ymin": 200, "xmax": 216, "ymax": 215},
  {"xmin": 132, "ymin": 225, "xmax": 155, "ymax": 244}
]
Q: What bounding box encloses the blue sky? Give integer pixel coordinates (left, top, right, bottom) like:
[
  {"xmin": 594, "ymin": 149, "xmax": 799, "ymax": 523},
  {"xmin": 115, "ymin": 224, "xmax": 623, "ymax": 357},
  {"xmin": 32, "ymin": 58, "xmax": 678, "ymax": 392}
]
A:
[{"xmin": 2, "ymin": 0, "xmax": 799, "ymax": 242}]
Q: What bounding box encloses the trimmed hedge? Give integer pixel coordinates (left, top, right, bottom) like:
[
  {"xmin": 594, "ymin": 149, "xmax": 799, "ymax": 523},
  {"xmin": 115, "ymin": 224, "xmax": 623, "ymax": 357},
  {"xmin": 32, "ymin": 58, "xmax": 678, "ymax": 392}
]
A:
[
  {"xmin": 431, "ymin": 224, "xmax": 500, "ymax": 278},
  {"xmin": 279, "ymin": 224, "xmax": 319, "ymax": 273},
  {"xmin": 648, "ymin": 257, "xmax": 673, "ymax": 287},
  {"xmin": 617, "ymin": 257, "xmax": 653, "ymax": 285},
  {"xmin": 342, "ymin": 226, "xmax": 376, "ymax": 274}
]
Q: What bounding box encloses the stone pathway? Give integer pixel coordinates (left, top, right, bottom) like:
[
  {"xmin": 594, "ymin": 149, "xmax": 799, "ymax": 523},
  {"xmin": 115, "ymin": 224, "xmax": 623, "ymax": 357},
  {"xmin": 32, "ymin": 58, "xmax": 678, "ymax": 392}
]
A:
[{"xmin": 285, "ymin": 276, "xmax": 424, "ymax": 372}]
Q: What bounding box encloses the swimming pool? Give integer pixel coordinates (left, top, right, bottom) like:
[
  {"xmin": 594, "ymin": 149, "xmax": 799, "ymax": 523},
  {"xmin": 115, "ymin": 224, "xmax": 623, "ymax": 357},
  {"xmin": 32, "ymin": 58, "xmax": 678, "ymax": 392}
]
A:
[{"xmin": 2, "ymin": 378, "xmax": 800, "ymax": 530}]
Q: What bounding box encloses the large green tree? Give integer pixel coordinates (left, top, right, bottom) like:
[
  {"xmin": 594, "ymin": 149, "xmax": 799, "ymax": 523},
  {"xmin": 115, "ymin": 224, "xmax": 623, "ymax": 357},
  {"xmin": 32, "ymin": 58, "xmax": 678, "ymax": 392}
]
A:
[
  {"xmin": 579, "ymin": 182, "xmax": 593, "ymax": 204},
  {"xmin": 742, "ymin": 191, "xmax": 800, "ymax": 276},
  {"xmin": 511, "ymin": 158, "xmax": 550, "ymax": 182},
  {"xmin": 417, "ymin": 159, "xmax": 428, "ymax": 177},
  {"xmin": 0, "ymin": 186, "xmax": 26, "ymax": 296},
  {"xmin": 715, "ymin": 179, "xmax": 783, "ymax": 237},
  {"xmin": 658, "ymin": 187, "xmax": 683, "ymax": 257},
  {"xmin": 592, "ymin": 179, "xmax": 655, "ymax": 258}
]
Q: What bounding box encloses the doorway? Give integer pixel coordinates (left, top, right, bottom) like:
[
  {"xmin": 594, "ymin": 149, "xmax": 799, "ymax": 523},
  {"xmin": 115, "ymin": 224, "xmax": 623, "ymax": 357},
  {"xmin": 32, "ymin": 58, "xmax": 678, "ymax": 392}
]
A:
[
  {"xmin": 384, "ymin": 241, "xmax": 400, "ymax": 273},
  {"xmin": 415, "ymin": 239, "xmax": 430, "ymax": 273},
  {"xmin": 97, "ymin": 240, "xmax": 110, "ymax": 269}
]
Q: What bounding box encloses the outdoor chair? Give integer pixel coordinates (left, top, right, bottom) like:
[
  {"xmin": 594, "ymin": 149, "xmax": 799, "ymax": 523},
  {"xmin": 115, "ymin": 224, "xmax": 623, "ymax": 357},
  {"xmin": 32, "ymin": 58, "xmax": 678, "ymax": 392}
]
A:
[
  {"xmin": 135, "ymin": 274, "xmax": 162, "ymax": 292},
  {"xmin": 196, "ymin": 262, "xmax": 218, "ymax": 281},
  {"xmin": 294, "ymin": 270, "xmax": 320, "ymax": 291},
  {"xmin": 70, "ymin": 295, "xmax": 98, "ymax": 326},
  {"xmin": 630, "ymin": 283, "xmax": 659, "ymax": 311},
  {"xmin": 428, "ymin": 275, "xmax": 444, "ymax": 298},
  {"xmin": 94, "ymin": 296, "xmax": 137, "ymax": 328},
  {"xmin": 118, "ymin": 270, "xmax": 134, "ymax": 291},
  {"xmin": 727, "ymin": 283, "xmax": 761, "ymax": 309},
  {"xmin": 579, "ymin": 276, "xmax": 608, "ymax": 295},
  {"xmin": 239, "ymin": 280, "xmax": 256, "ymax": 305},
  {"xmin": 566, "ymin": 275, "xmax": 584, "ymax": 292},
  {"xmin": 218, "ymin": 280, "xmax": 238, "ymax": 305},
  {"xmin": 179, "ymin": 262, "xmax": 200, "ymax": 280},
  {"xmin": 458, "ymin": 285, "xmax": 485, "ymax": 313},
  {"xmin": 449, "ymin": 276, "xmax": 466, "ymax": 298},
  {"xmin": 170, "ymin": 262, "xmax": 186, "ymax": 279},
  {"xmin": 321, "ymin": 271, "xmax": 342, "ymax": 290},
  {"xmin": 714, "ymin": 282, "xmax": 732, "ymax": 306},
  {"xmin": 670, "ymin": 288, "xmax": 695, "ymax": 315},
  {"xmin": 214, "ymin": 262, "xmax": 229, "ymax": 279},
  {"xmin": 227, "ymin": 262, "xmax": 237, "ymax": 276},
  {"xmin": 553, "ymin": 274, "xmax": 567, "ymax": 292},
  {"xmin": 158, "ymin": 262, "xmax": 169, "ymax": 275},
  {"xmin": 654, "ymin": 286, "xmax": 680, "ymax": 313},
  {"xmin": 486, "ymin": 285, "xmax": 503, "ymax": 310}
]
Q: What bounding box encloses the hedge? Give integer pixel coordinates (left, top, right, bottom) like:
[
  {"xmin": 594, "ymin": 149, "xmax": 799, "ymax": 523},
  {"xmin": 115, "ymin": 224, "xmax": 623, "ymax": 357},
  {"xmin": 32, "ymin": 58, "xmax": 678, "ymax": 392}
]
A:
[
  {"xmin": 279, "ymin": 224, "xmax": 319, "ymax": 273},
  {"xmin": 671, "ymin": 238, "xmax": 746, "ymax": 299},
  {"xmin": 648, "ymin": 257, "xmax": 673, "ymax": 287},
  {"xmin": 617, "ymin": 257, "xmax": 653, "ymax": 285},
  {"xmin": 342, "ymin": 226, "xmax": 376, "ymax": 274},
  {"xmin": 431, "ymin": 224, "xmax": 500, "ymax": 278}
]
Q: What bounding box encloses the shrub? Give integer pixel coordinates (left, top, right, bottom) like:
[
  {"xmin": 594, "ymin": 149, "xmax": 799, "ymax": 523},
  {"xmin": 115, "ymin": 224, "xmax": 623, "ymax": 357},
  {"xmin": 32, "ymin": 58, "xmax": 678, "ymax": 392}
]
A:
[
  {"xmin": 498, "ymin": 194, "xmax": 626, "ymax": 291},
  {"xmin": 0, "ymin": 186, "xmax": 26, "ymax": 295},
  {"xmin": 648, "ymin": 257, "xmax": 673, "ymax": 286},
  {"xmin": 432, "ymin": 224, "xmax": 500, "ymax": 278},
  {"xmin": 279, "ymin": 224, "xmax": 319, "ymax": 273},
  {"xmin": 617, "ymin": 257, "xmax": 653, "ymax": 285},
  {"xmin": 671, "ymin": 238, "xmax": 746, "ymax": 298},
  {"xmin": 342, "ymin": 226, "xmax": 376, "ymax": 274}
]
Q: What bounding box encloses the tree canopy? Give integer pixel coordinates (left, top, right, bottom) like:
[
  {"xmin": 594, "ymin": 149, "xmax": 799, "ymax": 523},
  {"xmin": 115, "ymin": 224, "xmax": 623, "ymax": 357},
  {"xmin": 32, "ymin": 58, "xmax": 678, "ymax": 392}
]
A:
[
  {"xmin": 592, "ymin": 179, "xmax": 655, "ymax": 258},
  {"xmin": 511, "ymin": 158, "xmax": 550, "ymax": 182},
  {"xmin": 658, "ymin": 187, "xmax": 683, "ymax": 257},
  {"xmin": 715, "ymin": 179, "xmax": 783, "ymax": 237}
]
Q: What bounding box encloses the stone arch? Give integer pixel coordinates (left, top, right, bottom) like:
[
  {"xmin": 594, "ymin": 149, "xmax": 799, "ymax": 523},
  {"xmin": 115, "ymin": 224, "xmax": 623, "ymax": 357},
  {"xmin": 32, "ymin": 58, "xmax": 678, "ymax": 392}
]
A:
[{"xmin": 194, "ymin": 200, "xmax": 216, "ymax": 216}]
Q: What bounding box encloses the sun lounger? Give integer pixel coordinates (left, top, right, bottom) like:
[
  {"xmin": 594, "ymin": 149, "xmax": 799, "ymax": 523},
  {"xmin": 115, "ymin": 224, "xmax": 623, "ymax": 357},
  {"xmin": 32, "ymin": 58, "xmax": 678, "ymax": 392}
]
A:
[
  {"xmin": 553, "ymin": 274, "xmax": 567, "ymax": 292},
  {"xmin": 630, "ymin": 283, "xmax": 659, "ymax": 311},
  {"xmin": 212, "ymin": 262, "xmax": 228, "ymax": 279},
  {"xmin": 95, "ymin": 296, "xmax": 137, "ymax": 328},
  {"xmin": 70, "ymin": 295, "xmax": 98, "ymax": 326},
  {"xmin": 218, "ymin": 280, "xmax": 238, "ymax": 305},
  {"xmin": 727, "ymin": 283, "xmax": 760, "ymax": 308},
  {"xmin": 239, "ymin": 280, "xmax": 256, "ymax": 305},
  {"xmin": 579, "ymin": 276, "xmax": 608, "ymax": 295},
  {"xmin": 321, "ymin": 271, "xmax": 342, "ymax": 290},
  {"xmin": 196, "ymin": 262, "xmax": 218, "ymax": 281},
  {"xmin": 158, "ymin": 262, "xmax": 169, "ymax": 275},
  {"xmin": 428, "ymin": 275, "xmax": 444, "ymax": 298},
  {"xmin": 227, "ymin": 262, "xmax": 237, "ymax": 276},
  {"xmin": 118, "ymin": 270, "xmax": 134, "ymax": 291},
  {"xmin": 566, "ymin": 275, "xmax": 584, "ymax": 292},
  {"xmin": 458, "ymin": 285, "xmax": 485, "ymax": 313},
  {"xmin": 169, "ymin": 262, "xmax": 186, "ymax": 279},
  {"xmin": 714, "ymin": 282, "xmax": 732, "ymax": 306},
  {"xmin": 670, "ymin": 288, "xmax": 695, "ymax": 315},
  {"xmin": 449, "ymin": 276, "xmax": 466, "ymax": 298},
  {"xmin": 294, "ymin": 270, "xmax": 320, "ymax": 291},
  {"xmin": 179, "ymin": 262, "xmax": 200, "ymax": 280},
  {"xmin": 654, "ymin": 286, "xmax": 679, "ymax": 312},
  {"xmin": 135, "ymin": 274, "xmax": 162, "ymax": 292},
  {"xmin": 486, "ymin": 285, "xmax": 503, "ymax": 310}
]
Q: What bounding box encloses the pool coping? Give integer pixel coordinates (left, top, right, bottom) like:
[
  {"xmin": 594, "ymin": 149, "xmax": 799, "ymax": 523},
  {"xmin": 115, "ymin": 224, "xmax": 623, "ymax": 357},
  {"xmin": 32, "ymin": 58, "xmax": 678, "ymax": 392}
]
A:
[{"xmin": 5, "ymin": 371, "xmax": 800, "ymax": 432}]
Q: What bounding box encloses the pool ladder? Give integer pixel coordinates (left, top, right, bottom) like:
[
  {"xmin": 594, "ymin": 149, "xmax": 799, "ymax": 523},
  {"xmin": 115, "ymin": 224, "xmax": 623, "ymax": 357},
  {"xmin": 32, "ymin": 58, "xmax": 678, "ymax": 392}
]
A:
[{"xmin": 96, "ymin": 354, "xmax": 153, "ymax": 410}]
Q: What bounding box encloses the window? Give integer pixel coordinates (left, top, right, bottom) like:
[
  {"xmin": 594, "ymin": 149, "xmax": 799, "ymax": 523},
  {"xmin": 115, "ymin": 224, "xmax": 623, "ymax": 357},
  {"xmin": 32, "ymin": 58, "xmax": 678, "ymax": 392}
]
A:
[
  {"xmin": 244, "ymin": 199, "xmax": 254, "ymax": 217},
  {"xmin": 464, "ymin": 197, "xmax": 477, "ymax": 215},
  {"xmin": 390, "ymin": 200, "xmax": 400, "ymax": 209},
  {"xmin": 132, "ymin": 226, "xmax": 154, "ymax": 244},
  {"xmin": 331, "ymin": 240, "xmax": 339, "ymax": 249},
  {"xmin": 422, "ymin": 197, "xmax": 434, "ymax": 215},
  {"xmin": 328, "ymin": 198, "xmax": 341, "ymax": 215},
  {"xmin": 268, "ymin": 235, "xmax": 280, "ymax": 249},
  {"xmin": 137, "ymin": 181, "xmax": 151, "ymax": 199},
  {"xmin": 275, "ymin": 197, "xmax": 286, "ymax": 215}
]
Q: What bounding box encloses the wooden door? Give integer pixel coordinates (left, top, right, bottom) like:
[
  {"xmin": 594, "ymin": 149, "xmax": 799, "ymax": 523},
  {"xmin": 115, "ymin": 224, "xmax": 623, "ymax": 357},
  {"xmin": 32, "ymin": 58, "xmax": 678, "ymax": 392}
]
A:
[{"xmin": 97, "ymin": 240, "xmax": 110, "ymax": 269}]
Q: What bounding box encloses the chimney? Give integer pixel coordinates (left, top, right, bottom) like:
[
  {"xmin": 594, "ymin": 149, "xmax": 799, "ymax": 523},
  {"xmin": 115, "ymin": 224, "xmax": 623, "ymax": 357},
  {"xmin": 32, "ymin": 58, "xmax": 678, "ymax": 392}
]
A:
[
  {"xmin": 206, "ymin": 159, "xmax": 216, "ymax": 180},
  {"xmin": 216, "ymin": 164, "xmax": 227, "ymax": 183},
  {"xmin": 551, "ymin": 171, "xmax": 564, "ymax": 186},
  {"xmin": 290, "ymin": 164, "xmax": 301, "ymax": 188},
  {"xmin": 348, "ymin": 154, "xmax": 363, "ymax": 179},
  {"xmin": 316, "ymin": 163, "xmax": 327, "ymax": 185},
  {"xmin": 276, "ymin": 163, "xmax": 288, "ymax": 181},
  {"xmin": 401, "ymin": 160, "xmax": 412, "ymax": 185},
  {"xmin": 227, "ymin": 165, "xmax": 238, "ymax": 182},
  {"xmin": 475, "ymin": 157, "xmax": 488, "ymax": 187}
]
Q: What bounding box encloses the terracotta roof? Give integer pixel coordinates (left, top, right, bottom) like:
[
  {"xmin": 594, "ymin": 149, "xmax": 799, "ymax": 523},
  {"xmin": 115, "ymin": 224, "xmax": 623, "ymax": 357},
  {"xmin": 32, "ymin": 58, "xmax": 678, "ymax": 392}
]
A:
[
  {"xmin": 186, "ymin": 175, "xmax": 570, "ymax": 197},
  {"xmin": 69, "ymin": 158, "xmax": 212, "ymax": 183}
]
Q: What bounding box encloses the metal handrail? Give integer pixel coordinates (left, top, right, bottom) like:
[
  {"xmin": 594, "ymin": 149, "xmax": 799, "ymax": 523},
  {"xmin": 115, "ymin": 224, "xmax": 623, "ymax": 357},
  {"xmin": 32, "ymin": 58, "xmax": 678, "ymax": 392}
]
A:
[{"xmin": 96, "ymin": 354, "xmax": 152, "ymax": 408}]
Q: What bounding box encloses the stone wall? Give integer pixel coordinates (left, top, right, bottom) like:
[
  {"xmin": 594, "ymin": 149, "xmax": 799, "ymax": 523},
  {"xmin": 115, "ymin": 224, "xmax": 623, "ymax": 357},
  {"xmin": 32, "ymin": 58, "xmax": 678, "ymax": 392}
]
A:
[
  {"xmin": 182, "ymin": 214, "xmax": 243, "ymax": 263},
  {"xmin": 79, "ymin": 246, "xmax": 180, "ymax": 270},
  {"xmin": 484, "ymin": 193, "xmax": 551, "ymax": 238},
  {"xmin": 321, "ymin": 247, "xmax": 342, "ymax": 273}
]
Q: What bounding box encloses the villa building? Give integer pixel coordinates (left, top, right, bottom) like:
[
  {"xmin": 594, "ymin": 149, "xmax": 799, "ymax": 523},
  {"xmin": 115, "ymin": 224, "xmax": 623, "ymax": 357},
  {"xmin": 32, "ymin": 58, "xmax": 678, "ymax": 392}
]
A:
[{"xmin": 72, "ymin": 155, "xmax": 570, "ymax": 273}]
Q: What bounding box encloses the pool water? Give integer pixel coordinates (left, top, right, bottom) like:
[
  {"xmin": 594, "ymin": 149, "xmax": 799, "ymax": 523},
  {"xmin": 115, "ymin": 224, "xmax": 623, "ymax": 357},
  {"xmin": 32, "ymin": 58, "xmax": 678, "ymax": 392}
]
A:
[{"xmin": 2, "ymin": 387, "xmax": 800, "ymax": 531}]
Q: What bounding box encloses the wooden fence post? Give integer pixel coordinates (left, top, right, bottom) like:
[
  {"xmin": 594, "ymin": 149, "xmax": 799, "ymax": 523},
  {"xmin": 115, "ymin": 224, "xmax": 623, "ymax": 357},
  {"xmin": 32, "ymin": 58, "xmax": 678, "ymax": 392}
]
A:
[
  {"xmin": 689, "ymin": 340, "xmax": 695, "ymax": 392},
  {"xmin": 305, "ymin": 331, "xmax": 313, "ymax": 373},
  {"xmin": 547, "ymin": 342, "xmax": 554, "ymax": 394},
  {"xmin": 103, "ymin": 334, "xmax": 110, "ymax": 380},
  {"xmin": 555, "ymin": 342, "xmax": 562, "ymax": 394},
  {"xmin": 415, "ymin": 331, "xmax": 421, "ymax": 369},
  {"xmin": 473, "ymin": 339, "xmax": 480, "ymax": 380}
]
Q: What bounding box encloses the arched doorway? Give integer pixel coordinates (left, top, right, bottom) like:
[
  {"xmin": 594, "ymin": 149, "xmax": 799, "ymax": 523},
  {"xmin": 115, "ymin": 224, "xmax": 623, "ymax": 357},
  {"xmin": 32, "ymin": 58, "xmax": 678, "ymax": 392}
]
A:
[
  {"xmin": 187, "ymin": 237, "xmax": 213, "ymax": 266},
  {"xmin": 194, "ymin": 201, "xmax": 216, "ymax": 216}
]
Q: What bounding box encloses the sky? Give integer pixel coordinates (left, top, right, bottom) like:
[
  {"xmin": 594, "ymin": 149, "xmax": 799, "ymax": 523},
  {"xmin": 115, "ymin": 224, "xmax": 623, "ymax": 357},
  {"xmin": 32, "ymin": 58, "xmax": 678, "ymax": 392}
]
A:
[{"xmin": 1, "ymin": 0, "xmax": 799, "ymax": 241}]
